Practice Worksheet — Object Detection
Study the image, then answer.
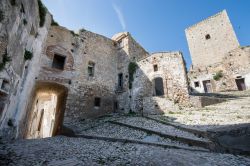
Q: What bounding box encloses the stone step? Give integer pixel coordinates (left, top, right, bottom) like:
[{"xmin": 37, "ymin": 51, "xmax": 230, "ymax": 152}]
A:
[
  {"xmin": 78, "ymin": 121, "xmax": 204, "ymax": 150},
  {"xmin": 109, "ymin": 120, "xmax": 213, "ymax": 150},
  {"xmin": 74, "ymin": 134, "xmax": 210, "ymax": 153},
  {"xmin": 144, "ymin": 116, "xmax": 208, "ymax": 138}
]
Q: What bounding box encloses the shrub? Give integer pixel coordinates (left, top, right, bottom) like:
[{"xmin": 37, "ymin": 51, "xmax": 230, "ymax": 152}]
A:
[
  {"xmin": 0, "ymin": 10, "xmax": 4, "ymax": 22},
  {"xmin": 38, "ymin": 0, "xmax": 47, "ymax": 27},
  {"xmin": 213, "ymin": 71, "xmax": 223, "ymax": 81},
  {"xmin": 128, "ymin": 62, "xmax": 137, "ymax": 89},
  {"xmin": 24, "ymin": 50, "xmax": 33, "ymax": 60},
  {"xmin": 0, "ymin": 49, "xmax": 11, "ymax": 71}
]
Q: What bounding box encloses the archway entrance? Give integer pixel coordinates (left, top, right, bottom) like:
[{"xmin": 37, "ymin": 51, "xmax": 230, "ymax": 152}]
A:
[
  {"xmin": 26, "ymin": 82, "xmax": 68, "ymax": 139},
  {"xmin": 154, "ymin": 77, "xmax": 164, "ymax": 96}
]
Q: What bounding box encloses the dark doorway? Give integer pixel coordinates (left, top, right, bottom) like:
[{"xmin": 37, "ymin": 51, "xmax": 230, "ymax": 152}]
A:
[
  {"xmin": 235, "ymin": 78, "xmax": 246, "ymax": 91},
  {"xmin": 203, "ymin": 80, "xmax": 212, "ymax": 93},
  {"xmin": 154, "ymin": 77, "xmax": 164, "ymax": 96}
]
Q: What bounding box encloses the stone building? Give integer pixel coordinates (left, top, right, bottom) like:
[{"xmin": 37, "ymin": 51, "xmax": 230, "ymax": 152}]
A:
[
  {"xmin": 0, "ymin": 0, "xmax": 189, "ymax": 139},
  {"xmin": 186, "ymin": 10, "xmax": 250, "ymax": 93}
]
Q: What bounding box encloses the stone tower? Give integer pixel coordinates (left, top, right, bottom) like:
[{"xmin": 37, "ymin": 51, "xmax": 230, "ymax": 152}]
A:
[{"xmin": 185, "ymin": 10, "xmax": 240, "ymax": 68}]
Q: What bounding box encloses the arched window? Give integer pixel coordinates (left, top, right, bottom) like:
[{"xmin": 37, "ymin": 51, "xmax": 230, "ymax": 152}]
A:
[{"xmin": 154, "ymin": 77, "xmax": 164, "ymax": 96}]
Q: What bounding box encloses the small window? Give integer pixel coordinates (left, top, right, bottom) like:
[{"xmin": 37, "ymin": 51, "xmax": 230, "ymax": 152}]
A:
[
  {"xmin": 88, "ymin": 61, "xmax": 95, "ymax": 77},
  {"xmin": 194, "ymin": 81, "xmax": 200, "ymax": 88},
  {"xmin": 153, "ymin": 64, "xmax": 158, "ymax": 72},
  {"xmin": 205, "ymin": 34, "xmax": 211, "ymax": 40},
  {"xmin": 94, "ymin": 97, "xmax": 101, "ymax": 107},
  {"xmin": 52, "ymin": 54, "xmax": 66, "ymax": 70},
  {"xmin": 118, "ymin": 73, "xmax": 123, "ymax": 89},
  {"xmin": 1, "ymin": 79, "xmax": 10, "ymax": 92}
]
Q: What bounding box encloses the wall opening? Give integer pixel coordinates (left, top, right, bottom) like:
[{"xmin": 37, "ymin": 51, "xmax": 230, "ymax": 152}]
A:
[
  {"xmin": 205, "ymin": 34, "xmax": 211, "ymax": 40},
  {"xmin": 94, "ymin": 97, "xmax": 101, "ymax": 107},
  {"xmin": 26, "ymin": 82, "xmax": 68, "ymax": 139},
  {"xmin": 153, "ymin": 64, "xmax": 158, "ymax": 72},
  {"xmin": 118, "ymin": 73, "xmax": 123, "ymax": 90},
  {"xmin": 88, "ymin": 61, "xmax": 95, "ymax": 77},
  {"xmin": 202, "ymin": 80, "xmax": 212, "ymax": 93},
  {"xmin": 52, "ymin": 54, "xmax": 66, "ymax": 70},
  {"xmin": 194, "ymin": 81, "xmax": 200, "ymax": 88},
  {"xmin": 154, "ymin": 77, "xmax": 164, "ymax": 96},
  {"xmin": 235, "ymin": 78, "xmax": 246, "ymax": 91}
]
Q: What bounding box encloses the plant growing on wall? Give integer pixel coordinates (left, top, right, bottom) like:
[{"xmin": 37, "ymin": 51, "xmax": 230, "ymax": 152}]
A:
[
  {"xmin": 213, "ymin": 70, "xmax": 223, "ymax": 81},
  {"xmin": 24, "ymin": 50, "xmax": 33, "ymax": 60},
  {"xmin": 128, "ymin": 62, "xmax": 138, "ymax": 89},
  {"xmin": 0, "ymin": 10, "xmax": 4, "ymax": 22},
  {"xmin": 10, "ymin": 0, "xmax": 16, "ymax": 6},
  {"xmin": 51, "ymin": 17, "xmax": 59, "ymax": 26},
  {"xmin": 0, "ymin": 49, "xmax": 11, "ymax": 71},
  {"xmin": 38, "ymin": 0, "xmax": 47, "ymax": 27}
]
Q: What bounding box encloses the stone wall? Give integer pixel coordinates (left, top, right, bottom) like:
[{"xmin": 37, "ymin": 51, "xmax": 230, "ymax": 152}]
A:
[
  {"xmin": 133, "ymin": 52, "xmax": 190, "ymax": 114},
  {"xmin": 185, "ymin": 10, "xmax": 239, "ymax": 67},
  {"xmin": 189, "ymin": 46, "xmax": 250, "ymax": 93},
  {"xmin": 39, "ymin": 26, "xmax": 118, "ymax": 126},
  {"xmin": 0, "ymin": 0, "xmax": 51, "ymax": 139}
]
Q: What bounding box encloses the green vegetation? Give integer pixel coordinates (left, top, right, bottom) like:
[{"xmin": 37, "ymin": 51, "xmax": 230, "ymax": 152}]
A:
[
  {"xmin": 51, "ymin": 17, "xmax": 59, "ymax": 26},
  {"xmin": 213, "ymin": 70, "xmax": 223, "ymax": 81},
  {"xmin": 128, "ymin": 62, "xmax": 138, "ymax": 89},
  {"xmin": 23, "ymin": 19, "xmax": 27, "ymax": 25},
  {"xmin": 38, "ymin": 0, "xmax": 47, "ymax": 27},
  {"xmin": 0, "ymin": 10, "xmax": 4, "ymax": 22},
  {"xmin": 10, "ymin": 0, "xmax": 16, "ymax": 6},
  {"xmin": 0, "ymin": 49, "xmax": 11, "ymax": 71},
  {"xmin": 24, "ymin": 50, "xmax": 33, "ymax": 60}
]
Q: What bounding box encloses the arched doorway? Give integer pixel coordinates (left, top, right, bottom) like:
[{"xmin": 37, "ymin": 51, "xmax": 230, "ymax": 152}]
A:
[
  {"xmin": 154, "ymin": 77, "xmax": 164, "ymax": 96},
  {"xmin": 25, "ymin": 82, "xmax": 68, "ymax": 139}
]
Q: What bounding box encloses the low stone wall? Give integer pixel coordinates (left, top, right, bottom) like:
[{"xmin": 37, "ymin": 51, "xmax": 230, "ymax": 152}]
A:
[{"xmin": 190, "ymin": 95, "xmax": 226, "ymax": 108}]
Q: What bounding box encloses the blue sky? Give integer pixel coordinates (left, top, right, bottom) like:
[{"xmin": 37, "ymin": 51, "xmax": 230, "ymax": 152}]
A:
[{"xmin": 42, "ymin": 0, "xmax": 250, "ymax": 70}]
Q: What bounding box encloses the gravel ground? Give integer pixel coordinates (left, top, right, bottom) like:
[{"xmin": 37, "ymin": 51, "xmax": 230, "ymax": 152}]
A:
[
  {"xmin": 1, "ymin": 136, "xmax": 250, "ymax": 166},
  {"xmin": 151, "ymin": 90, "xmax": 250, "ymax": 131}
]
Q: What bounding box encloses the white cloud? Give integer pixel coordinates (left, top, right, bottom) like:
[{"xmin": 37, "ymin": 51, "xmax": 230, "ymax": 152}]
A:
[{"xmin": 112, "ymin": 3, "xmax": 126, "ymax": 31}]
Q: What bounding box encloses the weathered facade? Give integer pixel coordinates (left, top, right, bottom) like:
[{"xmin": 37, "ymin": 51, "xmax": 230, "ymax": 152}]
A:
[
  {"xmin": 0, "ymin": 0, "xmax": 189, "ymax": 139},
  {"xmin": 186, "ymin": 10, "xmax": 250, "ymax": 93}
]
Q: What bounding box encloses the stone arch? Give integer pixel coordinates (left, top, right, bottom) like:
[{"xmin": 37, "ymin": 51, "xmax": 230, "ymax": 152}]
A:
[
  {"xmin": 46, "ymin": 45, "xmax": 74, "ymax": 71},
  {"xmin": 25, "ymin": 81, "xmax": 68, "ymax": 139}
]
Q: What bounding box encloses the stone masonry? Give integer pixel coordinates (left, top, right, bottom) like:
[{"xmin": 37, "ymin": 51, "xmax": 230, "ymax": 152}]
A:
[{"xmin": 0, "ymin": 0, "xmax": 190, "ymax": 139}]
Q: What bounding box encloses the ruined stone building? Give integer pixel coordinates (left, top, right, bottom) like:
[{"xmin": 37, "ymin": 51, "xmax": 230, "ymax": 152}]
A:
[
  {"xmin": 0, "ymin": 0, "xmax": 189, "ymax": 139},
  {"xmin": 186, "ymin": 10, "xmax": 250, "ymax": 93}
]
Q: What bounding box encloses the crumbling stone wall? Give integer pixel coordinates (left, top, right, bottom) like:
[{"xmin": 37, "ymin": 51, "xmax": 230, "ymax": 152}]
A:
[
  {"xmin": 187, "ymin": 10, "xmax": 250, "ymax": 93},
  {"xmin": 189, "ymin": 46, "xmax": 250, "ymax": 93},
  {"xmin": 132, "ymin": 52, "xmax": 190, "ymax": 114},
  {"xmin": 0, "ymin": 0, "xmax": 51, "ymax": 139},
  {"xmin": 185, "ymin": 10, "xmax": 239, "ymax": 67}
]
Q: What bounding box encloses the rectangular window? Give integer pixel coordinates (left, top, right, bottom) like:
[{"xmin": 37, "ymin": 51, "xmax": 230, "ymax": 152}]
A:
[
  {"xmin": 153, "ymin": 64, "xmax": 158, "ymax": 72},
  {"xmin": 88, "ymin": 61, "xmax": 95, "ymax": 77},
  {"xmin": 194, "ymin": 81, "xmax": 200, "ymax": 88},
  {"xmin": 118, "ymin": 73, "xmax": 123, "ymax": 90},
  {"xmin": 94, "ymin": 97, "xmax": 101, "ymax": 107},
  {"xmin": 52, "ymin": 54, "xmax": 66, "ymax": 70}
]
